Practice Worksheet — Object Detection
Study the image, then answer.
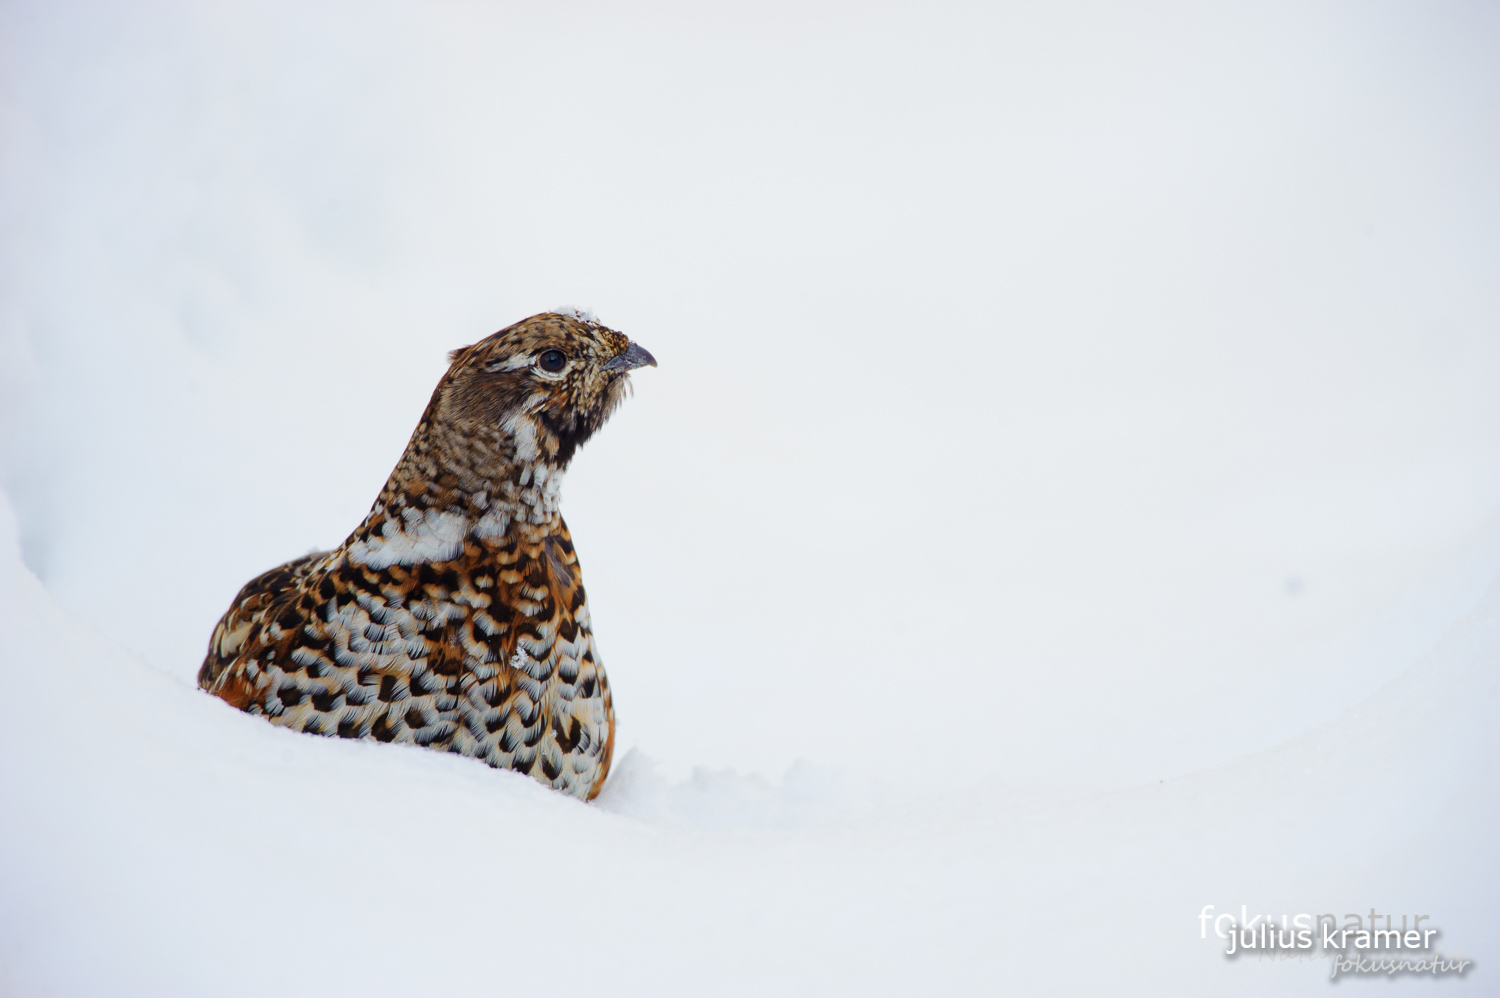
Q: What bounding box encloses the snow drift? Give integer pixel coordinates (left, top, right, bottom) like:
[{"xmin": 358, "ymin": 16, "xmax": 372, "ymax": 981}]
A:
[{"xmin": 1, "ymin": 1, "xmax": 1497, "ymax": 993}]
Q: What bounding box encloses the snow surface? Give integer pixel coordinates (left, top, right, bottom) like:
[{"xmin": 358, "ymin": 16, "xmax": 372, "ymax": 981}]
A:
[{"xmin": 1, "ymin": 1, "xmax": 1498, "ymax": 994}]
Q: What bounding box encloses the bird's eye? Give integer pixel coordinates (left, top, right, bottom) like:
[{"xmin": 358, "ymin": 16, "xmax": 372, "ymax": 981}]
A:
[{"xmin": 538, "ymin": 349, "xmax": 567, "ymax": 373}]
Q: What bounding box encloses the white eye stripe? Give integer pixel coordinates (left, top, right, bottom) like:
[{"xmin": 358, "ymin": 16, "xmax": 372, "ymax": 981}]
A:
[
  {"xmin": 483, "ymin": 355, "xmax": 531, "ymax": 373},
  {"xmin": 480, "ymin": 350, "xmax": 573, "ymax": 376}
]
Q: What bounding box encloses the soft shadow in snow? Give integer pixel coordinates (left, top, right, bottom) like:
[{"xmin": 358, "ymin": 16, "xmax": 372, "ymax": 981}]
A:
[{"xmin": 595, "ymin": 748, "xmax": 849, "ymax": 828}]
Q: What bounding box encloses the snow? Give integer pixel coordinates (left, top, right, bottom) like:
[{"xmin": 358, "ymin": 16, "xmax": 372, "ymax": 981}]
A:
[
  {"xmin": 1, "ymin": 1, "xmax": 1498, "ymax": 994},
  {"xmin": 554, "ymin": 306, "xmax": 600, "ymax": 325}
]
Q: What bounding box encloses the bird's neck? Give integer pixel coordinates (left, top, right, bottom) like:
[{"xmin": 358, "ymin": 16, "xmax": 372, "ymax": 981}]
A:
[{"xmin": 340, "ymin": 412, "xmax": 566, "ymax": 569}]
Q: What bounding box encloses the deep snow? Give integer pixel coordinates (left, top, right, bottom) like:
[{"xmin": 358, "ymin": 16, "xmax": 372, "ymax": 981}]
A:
[{"xmin": 1, "ymin": 1, "xmax": 1498, "ymax": 994}]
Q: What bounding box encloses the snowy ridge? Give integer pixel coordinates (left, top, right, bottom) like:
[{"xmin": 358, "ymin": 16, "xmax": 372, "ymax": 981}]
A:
[{"xmin": 0, "ymin": 483, "xmax": 1495, "ymax": 994}]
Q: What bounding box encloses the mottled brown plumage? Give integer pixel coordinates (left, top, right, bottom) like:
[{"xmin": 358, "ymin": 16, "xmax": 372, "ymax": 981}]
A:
[{"xmin": 199, "ymin": 310, "xmax": 655, "ymax": 799}]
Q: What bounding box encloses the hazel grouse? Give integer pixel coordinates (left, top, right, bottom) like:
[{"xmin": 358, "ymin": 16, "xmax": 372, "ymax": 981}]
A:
[{"xmin": 198, "ymin": 310, "xmax": 655, "ymax": 800}]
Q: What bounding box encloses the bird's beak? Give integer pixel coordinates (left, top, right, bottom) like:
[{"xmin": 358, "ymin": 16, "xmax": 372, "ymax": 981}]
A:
[{"xmin": 603, "ymin": 342, "xmax": 657, "ymax": 372}]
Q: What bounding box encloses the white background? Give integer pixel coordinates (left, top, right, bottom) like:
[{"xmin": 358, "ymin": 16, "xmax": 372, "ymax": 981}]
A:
[{"xmin": 1, "ymin": 2, "xmax": 1497, "ymax": 993}]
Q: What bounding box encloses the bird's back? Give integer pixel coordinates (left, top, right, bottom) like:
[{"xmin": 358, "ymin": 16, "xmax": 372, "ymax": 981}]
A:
[{"xmin": 199, "ymin": 516, "xmax": 615, "ymax": 799}]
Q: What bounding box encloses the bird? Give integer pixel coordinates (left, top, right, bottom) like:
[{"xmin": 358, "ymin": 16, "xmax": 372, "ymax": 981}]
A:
[{"xmin": 198, "ymin": 310, "xmax": 655, "ymax": 800}]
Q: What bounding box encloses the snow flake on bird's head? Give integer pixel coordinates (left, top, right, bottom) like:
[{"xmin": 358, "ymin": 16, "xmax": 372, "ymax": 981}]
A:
[{"xmin": 553, "ymin": 306, "xmax": 598, "ymax": 325}]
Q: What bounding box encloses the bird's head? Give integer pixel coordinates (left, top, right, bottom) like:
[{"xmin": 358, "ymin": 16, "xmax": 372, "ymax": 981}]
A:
[{"xmin": 437, "ymin": 310, "xmax": 656, "ymax": 470}]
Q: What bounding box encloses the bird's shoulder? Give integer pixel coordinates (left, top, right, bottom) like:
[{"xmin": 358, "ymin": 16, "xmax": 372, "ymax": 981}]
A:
[{"xmin": 199, "ymin": 550, "xmax": 328, "ymax": 698}]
